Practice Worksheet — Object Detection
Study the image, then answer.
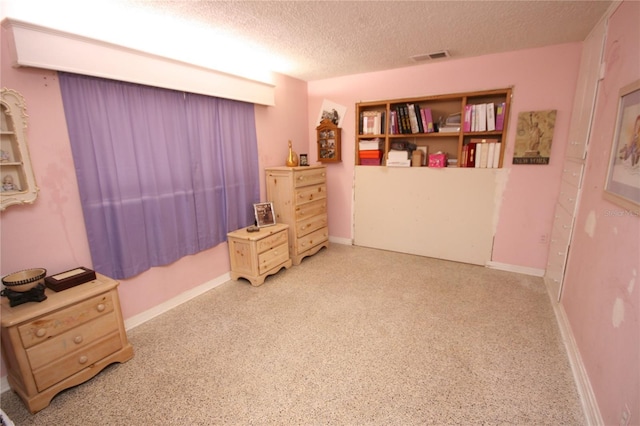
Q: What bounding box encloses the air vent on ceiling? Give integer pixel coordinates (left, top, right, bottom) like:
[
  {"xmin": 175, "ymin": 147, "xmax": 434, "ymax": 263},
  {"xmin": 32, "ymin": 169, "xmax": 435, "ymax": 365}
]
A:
[{"xmin": 411, "ymin": 50, "xmax": 451, "ymax": 62}]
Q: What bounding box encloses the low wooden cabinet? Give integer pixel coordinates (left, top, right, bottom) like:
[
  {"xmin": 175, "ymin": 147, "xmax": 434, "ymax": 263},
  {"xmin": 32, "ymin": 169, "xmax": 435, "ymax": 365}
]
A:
[
  {"xmin": 227, "ymin": 223, "xmax": 293, "ymax": 286},
  {"xmin": 0, "ymin": 273, "xmax": 133, "ymax": 413},
  {"xmin": 265, "ymin": 165, "xmax": 329, "ymax": 265}
]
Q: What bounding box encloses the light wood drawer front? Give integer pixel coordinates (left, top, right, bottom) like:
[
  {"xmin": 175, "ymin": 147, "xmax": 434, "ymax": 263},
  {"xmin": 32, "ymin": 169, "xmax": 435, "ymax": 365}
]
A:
[
  {"xmin": 19, "ymin": 292, "xmax": 114, "ymax": 349},
  {"xmin": 26, "ymin": 311, "xmax": 119, "ymax": 370},
  {"xmin": 258, "ymin": 242, "xmax": 289, "ymax": 274},
  {"xmin": 561, "ymin": 160, "xmax": 584, "ymax": 188},
  {"xmin": 293, "ymin": 169, "xmax": 326, "ymax": 188},
  {"xmin": 296, "ymin": 226, "xmax": 328, "ymax": 253},
  {"xmin": 33, "ymin": 331, "xmax": 123, "ymax": 392},
  {"xmin": 295, "ymin": 184, "xmax": 326, "ymax": 205},
  {"xmin": 295, "ymin": 198, "xmax": 326, "ymax": 221},
  {"xmin": 296, "ymin": 214, "xmax": 327, "ymax": 237},
  {"xmin": 256, "ymin": 230, "xmax": 288, "ymax": 254}
]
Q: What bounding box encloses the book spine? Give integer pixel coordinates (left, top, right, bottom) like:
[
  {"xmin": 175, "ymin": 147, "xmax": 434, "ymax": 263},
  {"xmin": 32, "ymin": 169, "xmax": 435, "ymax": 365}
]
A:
[
  {"xmin": 424, "ymin": 108, "xmax": 434, "ymax": 133},
  {"xmin": 463, "ymin": 104, "xmax": 473, "ymax": 133},
  {"xmin": 486, "ymin": 103, "xmax": 495, "ymax": 131},
  {"xmin": 475, "ymin": 142, "xmax": 482, "ymax": 168},
  {"xmin": 467, "ymin": 142, "xmax": 477, "ymax": 167},
  {"xmin": 493, "ymin": 142, "xmax": 501, "ymax": 167},
  {"xmin": 414, "ymin": 104, "xmax": 424, "ymax": 133},
  {"xmin": 477, "ymin": 103, "xmax": 487, "ymax": 132},
  {"xmin": 495, "ymin": 102, "xmax": 506, "ymax": 131},
  {"xmin": 407, "ymin": 104, "xmax": 419, "ymax": 134},
  {"xmin": 486, "ymin": 142, "xmax": 495, "ymax": 168}
]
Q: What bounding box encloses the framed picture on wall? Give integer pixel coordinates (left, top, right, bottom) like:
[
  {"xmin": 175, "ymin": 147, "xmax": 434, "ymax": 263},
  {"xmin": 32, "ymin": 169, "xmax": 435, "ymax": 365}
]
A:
[
  {"xmin": 254, "ymin": 202, "xmax": 276, "ymax": 227},
  {"xmin": 604, "ymin": 79, "xmax": 640, "ymax": 213}
]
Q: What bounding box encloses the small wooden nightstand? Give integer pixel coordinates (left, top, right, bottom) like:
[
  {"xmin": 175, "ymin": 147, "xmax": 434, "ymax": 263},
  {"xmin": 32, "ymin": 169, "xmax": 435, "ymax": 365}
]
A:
[
  {"xmin": 227, "ymin": 223, "xmax": 293, "ymax": 286},
  {"xmin": 0, "ymin": 273, "xmax": 133, "ymax": 413}
]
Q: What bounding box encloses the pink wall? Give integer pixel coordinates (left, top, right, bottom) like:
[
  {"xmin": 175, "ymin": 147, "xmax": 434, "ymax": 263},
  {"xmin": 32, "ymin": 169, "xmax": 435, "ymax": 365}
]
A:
[
  {"xmin": 255, "ymin": 72, "xmax": 310, "ymax": 199},
  {"xmin": 562, "ymin": 2, "xmax": 640, "ymax": 424},
  {"xmin": 307, "ymin": 44, "xmax": 582, "ymax": 269},
  {"xmin": 0, "ymin": 26, "xmax": 309, "ymax": 377}
]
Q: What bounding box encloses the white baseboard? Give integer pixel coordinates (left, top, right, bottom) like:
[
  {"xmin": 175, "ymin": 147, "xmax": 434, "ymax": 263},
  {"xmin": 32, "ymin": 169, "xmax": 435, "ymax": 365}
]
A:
[
  {"xmin": 1, "ymin": 272, "xmax": 231, "ymax": 395},
  {"xmin": 486, "ymin": 261, "xmax": 545, "ymax": 277},
  {"xmin": 124, "ymin": 272, "xmax": 230, "ymax": 330},
  {"xmin": 543, "ymin": 277, "xmax": 603, "ymax": 426},
  {"xmin": 328, "ymin": 236, "xmax": 352, "ymax": 246}
]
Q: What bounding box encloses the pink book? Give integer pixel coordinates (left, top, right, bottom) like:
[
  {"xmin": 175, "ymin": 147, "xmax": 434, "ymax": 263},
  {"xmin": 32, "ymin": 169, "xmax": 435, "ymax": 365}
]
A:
[
  {"xmin": 463, "ymin": 104, "xmax": 473, "ymax": 132},
  {"xmin": 423, "ymin": 107, "xmax": 434, "ymax": 133},
  {"xmin": 495, "ymin": 102, "xmax": 506, "ymax": 131}
]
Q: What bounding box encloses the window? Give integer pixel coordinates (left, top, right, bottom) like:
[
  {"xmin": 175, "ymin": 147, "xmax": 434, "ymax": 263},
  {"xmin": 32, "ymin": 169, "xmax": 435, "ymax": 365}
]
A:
[{"xmin": 59, "ymin": 73, "xmax": 259, "ymax": 279}]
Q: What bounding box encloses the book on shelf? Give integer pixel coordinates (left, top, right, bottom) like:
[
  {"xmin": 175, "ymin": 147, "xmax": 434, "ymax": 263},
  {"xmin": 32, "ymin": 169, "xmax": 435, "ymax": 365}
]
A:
[
  {"xmin": 495, "ymin": 102, "xmax": 506, "ymax": 131},
  {"xmin": 407, "ymin": 104, "xmax": 420, "ymax": 134},
  {"xmin": 463, "ymin": 104, "xmax": 473, "ymax": 133},
  {"xmin": 471, "ymin": 138, "xmax": 500, "ymax": 168},
  {"xmin": 421, "ymin": 107, "xmax": 435, "ymax": 133},
  {"xmin": 486, "ymin": 141, "xmax": 496, "ymax": 168},
  {"xmin": 361, "ymin": 110, "xmax": 384, "ymax": 135},
  {"xmin": 486, "ymin": 103, "xmax": 496, "ymax": 131},
  {"xmin": 389, "ymin": 111, "xmax": 398, "ymax": 135},
  {"xmin": 460, "ymin": 142, "xmax": 477, "ymax": 167},
  {"xmin": 438, "ymin": 125, "xmax": 460, "ymax": 133},
  {"xmin": 476, "ymin": 104, "xmax": 487, "ymax": 132},
  {"xmin": 493, "ymin": 142, "xmax": 501, "ymax": 167}
]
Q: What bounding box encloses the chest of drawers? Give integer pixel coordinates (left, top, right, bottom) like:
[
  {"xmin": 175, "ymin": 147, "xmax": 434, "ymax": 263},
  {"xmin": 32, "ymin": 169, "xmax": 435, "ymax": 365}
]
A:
[
  {"xmin": 227, "ymin": 223, "xmax": 293, "ymax": 286},
  {"xmin": 0, "ymin": 273, "xmax": 133, "ymax": 413},
  {"xmin": 265, "ymin": 165, "xmax": 329, "ymax": 265}
]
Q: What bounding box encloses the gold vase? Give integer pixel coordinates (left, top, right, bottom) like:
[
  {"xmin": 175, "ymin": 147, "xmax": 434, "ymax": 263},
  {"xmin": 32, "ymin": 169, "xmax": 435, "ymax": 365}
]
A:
[{"xmin": 286, "ymin": 140, "xmax": 299, "ymax": 167}]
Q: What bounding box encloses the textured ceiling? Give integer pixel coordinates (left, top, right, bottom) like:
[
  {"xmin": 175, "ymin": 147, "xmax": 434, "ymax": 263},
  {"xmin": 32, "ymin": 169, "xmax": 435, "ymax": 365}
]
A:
[{"xmin": 125, "ymin": 0, "xmax": 613, "ymax": 81}]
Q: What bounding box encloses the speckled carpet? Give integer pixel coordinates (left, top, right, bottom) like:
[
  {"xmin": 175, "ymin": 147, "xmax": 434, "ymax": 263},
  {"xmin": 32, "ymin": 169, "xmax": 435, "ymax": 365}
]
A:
[{"xmin": 1, "ymin": 244, "xmax": 585, "ymax": 425}]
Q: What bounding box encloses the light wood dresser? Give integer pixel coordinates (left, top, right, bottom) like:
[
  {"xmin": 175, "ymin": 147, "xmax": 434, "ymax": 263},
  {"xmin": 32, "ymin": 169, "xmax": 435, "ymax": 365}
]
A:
[
  {"xmin": 265, "ymin": 165, "xmax": 329, "ymax": 265},
  {"xmin": 0, "ymin": 273, "xmax": 133, "ymax": 413},
  {"xmin": 227, "ymin": 223, "xmax": 293, "ymax": 286}
]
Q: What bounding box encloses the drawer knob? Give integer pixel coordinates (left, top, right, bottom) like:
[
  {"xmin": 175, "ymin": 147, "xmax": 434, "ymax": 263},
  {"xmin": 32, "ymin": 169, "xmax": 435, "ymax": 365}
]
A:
[
  {"xmin": 36, "ymin": 328, "xmax": 47, "ymax": 338},
  {"xmin": 79, "ymin": 355, "xmax": 88, "ymax": 364},
  {"xmin": 74, "ymin": 335, "xmax": 84, "ymax": 344},
  {"xmin": 97, "ymin": 303, "xmax": 106, "ymax": 312}
]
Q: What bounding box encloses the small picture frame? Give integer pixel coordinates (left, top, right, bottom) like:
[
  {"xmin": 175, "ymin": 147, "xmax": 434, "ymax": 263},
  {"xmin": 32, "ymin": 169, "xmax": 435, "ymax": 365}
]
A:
[
  {"xmin": 254, "ymin": 202, "xmax": 276, "ymax": 227},
  {"xmin": 300, "ymin": 154, "xmax": 309, "ymax": 166}
]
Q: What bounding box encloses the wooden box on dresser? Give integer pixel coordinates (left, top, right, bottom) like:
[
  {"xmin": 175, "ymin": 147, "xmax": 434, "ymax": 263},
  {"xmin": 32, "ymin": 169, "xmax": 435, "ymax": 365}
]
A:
[
  {"xmin": 265, "ymin": 165, "xmax": 329, "ymax": 265},
  {"xmin": 0, "ymin": 273, "xmax": 134, "ymax": 413}
]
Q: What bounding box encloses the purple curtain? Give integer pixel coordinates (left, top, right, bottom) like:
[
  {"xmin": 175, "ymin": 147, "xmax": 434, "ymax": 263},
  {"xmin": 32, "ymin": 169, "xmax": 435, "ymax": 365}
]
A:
[{"xmin": 59, "ymin": 73, "xmax": 259, "ymax": 279}]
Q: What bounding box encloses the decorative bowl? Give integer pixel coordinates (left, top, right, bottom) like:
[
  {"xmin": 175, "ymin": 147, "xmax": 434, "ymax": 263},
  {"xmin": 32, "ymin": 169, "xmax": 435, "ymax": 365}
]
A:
[{"xmin": 2, "ymin": 268, "xmax": 47, "ymax": 292}]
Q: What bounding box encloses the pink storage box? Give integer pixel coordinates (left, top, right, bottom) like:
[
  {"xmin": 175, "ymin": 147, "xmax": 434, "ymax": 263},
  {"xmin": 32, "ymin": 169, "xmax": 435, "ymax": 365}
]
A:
[
  {"xmin": 360, "ymin": 158, "xmax": 381, "ymax": 166},
  {"xmin": 428, "ymin": 153, "xmax": 447, "ymax": 168}
]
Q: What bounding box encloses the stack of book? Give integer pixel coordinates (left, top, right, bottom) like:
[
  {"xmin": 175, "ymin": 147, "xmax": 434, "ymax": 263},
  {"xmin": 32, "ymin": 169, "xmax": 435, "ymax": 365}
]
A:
[
  {"xmin": 463, "ymin": 102, "xmax": 506, "ymax": 132},
  {"xmin": 360, "ymin": 111, "xmax": 385, "ymax": 135},
  {"xmin": 390, "ymin": 104, "xmax": 435, "ymax": 135},
  {"xmin": 437, "ymin": 112, "xmax": 461, "ymax": 133},
  {"xmin": 459, "ymin": 138, "xmax": 502, "ymax": 168},
  {"xmin": 359, "ymin": 138, "xmax": 383, "ymax": 165}
]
